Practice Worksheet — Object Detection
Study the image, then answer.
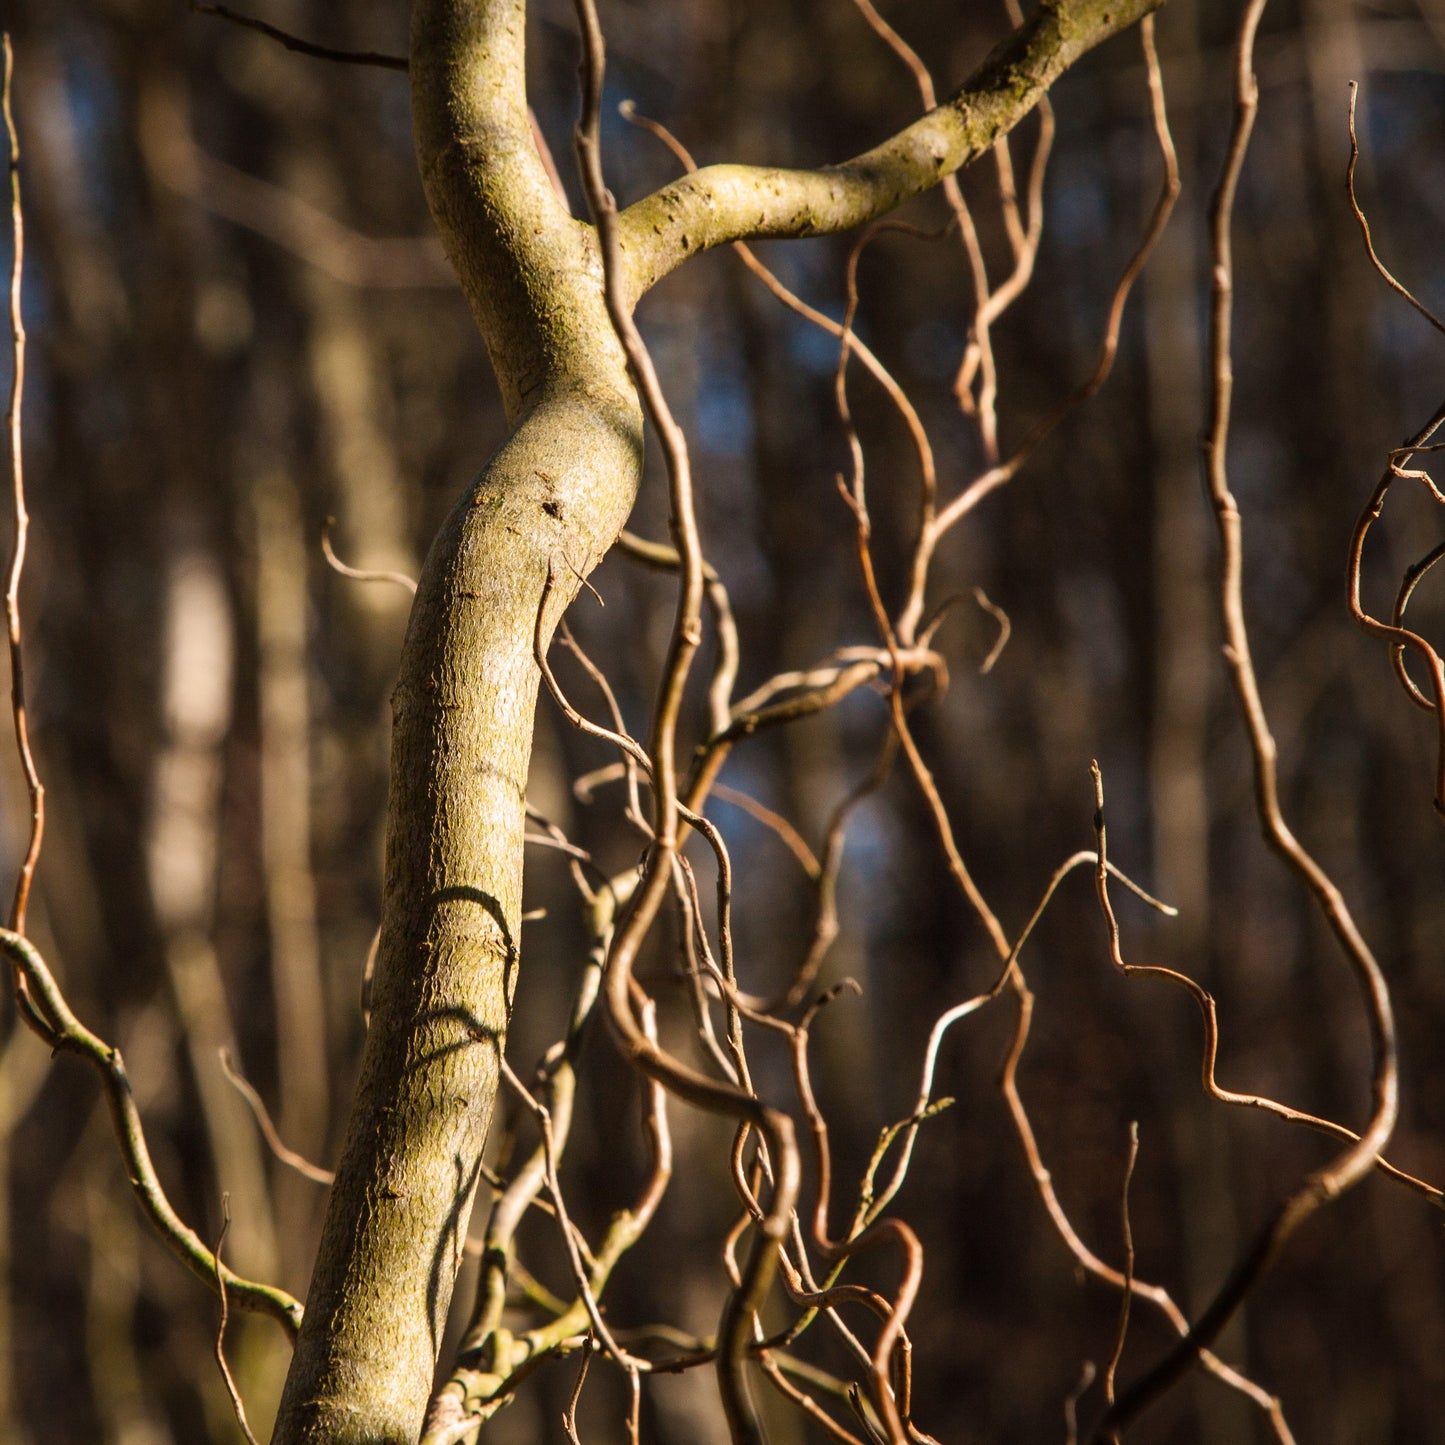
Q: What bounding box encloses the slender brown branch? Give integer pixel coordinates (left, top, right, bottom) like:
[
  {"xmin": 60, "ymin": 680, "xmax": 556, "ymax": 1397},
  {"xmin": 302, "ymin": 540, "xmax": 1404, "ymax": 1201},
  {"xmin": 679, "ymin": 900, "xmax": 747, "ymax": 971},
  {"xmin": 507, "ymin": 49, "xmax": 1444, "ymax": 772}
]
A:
[
  {"xmin": 630, "ymin": 100, "xmax": 943, "ymax": 542},
  {"xmin": 1094, "ymin": 12, "xmax": 1399, "ymax": 1428},
  {"xmin": 562, "ymin": 1338, "xmax": 593, "ymax": 1445},
  {"xmin": 1345, "ymin": 82, "xmax": 1445, "ymax": 337},
  {"xmin": 1102, "ymin": 1122, "xmax": 1140, "ymax": 1426},
  {"xmin": 213, "ymin": 1197, "xmax": 261, "ymax": 1445},
  {"xmin": 899, "ymin": 15, "xmax": 1179, "ymax": 644},
  {"xmin": 759, "ymin": 1354, "xmax": 868, "ymax": 1445},
  {"xmin": 535, "ymin": 562, "xmax": 654, "ymax": 779},
  {"xmin": 572, "ymin": 8, "xmax": 803, "ymax": 1440},
  {"xmin": 219, "ymin": 1049, "xmax": 335, "ymax": 1187},
  {"xmin": 864, "ymin": 850, "xmax": 1174, "ymax": 1228},
  {"xmin": 822, "ymin": 284, "xmax": 1011, "ymax": 968},
  {"xmin": 710, "ymin": 784, "xmax": 821, "ymax": 881},
  {"xmin": 789, "ymin": 989, "xmax": 920, "ymax": 1442},
  {"xmin": 190, "ymin": 3, "xmax": 408, "ymax": 71},
  {"xmin": 320, "ymin": 520, "xmax": 418, "ymax": 596},
  {"xmin": 3, "ymin": 35, "xmax": 43, "ymax": 944},
  {"xmin": 1391, "ymin": 539, "xmax": 1445, "ymax": 709},
  {"xmin": 1000, "ymin": 974, "xmax": 1296, "ymax": 1442},
  {"xmin": 845, "ymin": 0, "xmax": 1023, "ymax": 474},
  {"xmin": 1348, "ymin": 420, "xmax": 1445, "ymax": 811},
  {"xmin": 1344, "ymin": 93, "xmax": 1445, "ymax": 809},
  {"xmin": 1092, "ymin": 762, "xmax": 1436, "ymax": 1204},
  {"xmin": 612, "ymin": 526, "xmax": 740, "ymax": 734},
  {"xmin": 776, "ymin": 734, "xmax": 897, "ymax": 1014}
]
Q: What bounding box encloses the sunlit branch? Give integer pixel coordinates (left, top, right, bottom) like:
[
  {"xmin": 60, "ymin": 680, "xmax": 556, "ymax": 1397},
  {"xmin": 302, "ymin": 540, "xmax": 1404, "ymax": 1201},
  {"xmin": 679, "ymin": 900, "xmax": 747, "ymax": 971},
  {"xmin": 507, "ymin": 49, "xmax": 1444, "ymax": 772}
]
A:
[
  {"xmin": 212, "ymin": 1198, "xmax": 261, "ymax": 1445},
  {"xmin": 0, "ymin": 930, "xmax": 302, "ymax": 1333},
  {"xmin": 1093, "ymin": 10, "xmax": 1399, "ymax": 1428},
  {"xmin": 3, "ymin": 35, "xmax": 42, "ymax": 948},
  {"xmin": 897, "ymin": 16, "xmax": 1178, "ymax": 646},
  {"xmin": 571, "ymin": 5, "xmax": 802, "ymax": 1440},
  {"xmin": 320, "ymin": 520, "xmax": 418, "ymax": 596},
  {"xmin": 616, "ymin": 0, "xmax": 1167, "ymax": 306}
]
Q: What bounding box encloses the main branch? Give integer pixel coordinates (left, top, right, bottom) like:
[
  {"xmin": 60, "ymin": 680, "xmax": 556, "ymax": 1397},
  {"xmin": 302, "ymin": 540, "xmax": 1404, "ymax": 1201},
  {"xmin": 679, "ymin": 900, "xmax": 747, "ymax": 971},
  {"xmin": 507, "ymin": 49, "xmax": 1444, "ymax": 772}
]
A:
[
  {"xmin": 616, "ymin": 0, "xmax": 1165, "ymax": 304},
  {"xmin": 272, "ymin": 4, "xmax": 642, "ymax": 1441}
]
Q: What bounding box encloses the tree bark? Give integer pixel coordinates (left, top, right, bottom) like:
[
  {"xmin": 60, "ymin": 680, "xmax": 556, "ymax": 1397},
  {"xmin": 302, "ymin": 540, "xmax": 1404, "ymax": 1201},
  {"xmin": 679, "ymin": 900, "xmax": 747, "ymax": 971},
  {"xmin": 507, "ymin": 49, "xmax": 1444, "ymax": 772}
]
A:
[{"xmin": 272, "ymin": 5, "xmax": 641, "ymax": 1439}]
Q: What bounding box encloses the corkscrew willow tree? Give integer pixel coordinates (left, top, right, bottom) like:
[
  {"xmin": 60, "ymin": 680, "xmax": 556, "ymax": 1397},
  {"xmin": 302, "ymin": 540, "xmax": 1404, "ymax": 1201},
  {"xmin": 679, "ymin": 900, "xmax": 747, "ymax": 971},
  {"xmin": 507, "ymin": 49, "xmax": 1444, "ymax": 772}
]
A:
[
  {"xmin": 264, "ymin": 3, "xmax": 1177, "ymax": 1438},
  {"xmin": 2, "ymin": 0, "xmax": 1439, "ymax": 1442}
]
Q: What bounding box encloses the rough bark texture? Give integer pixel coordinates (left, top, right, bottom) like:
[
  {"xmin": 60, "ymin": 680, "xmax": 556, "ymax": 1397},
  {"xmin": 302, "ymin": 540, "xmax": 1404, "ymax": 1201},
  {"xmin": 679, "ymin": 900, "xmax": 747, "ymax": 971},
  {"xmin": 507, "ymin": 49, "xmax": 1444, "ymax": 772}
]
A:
[
  {"xmin": 272, "ymin": 1, "xmax": 1164, "ymax": 1439},
  {"xmin": 272, "ymin": 4, "xmax": 642, "ymax": 1440}
]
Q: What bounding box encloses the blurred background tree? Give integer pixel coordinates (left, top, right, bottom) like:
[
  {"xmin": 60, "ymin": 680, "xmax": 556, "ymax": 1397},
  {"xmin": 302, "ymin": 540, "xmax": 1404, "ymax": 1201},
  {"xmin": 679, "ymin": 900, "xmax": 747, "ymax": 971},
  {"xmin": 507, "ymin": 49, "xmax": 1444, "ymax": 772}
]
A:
[{"xmin": 1, "ymin": 0, "xmax": 1444, "ymax": 1441}]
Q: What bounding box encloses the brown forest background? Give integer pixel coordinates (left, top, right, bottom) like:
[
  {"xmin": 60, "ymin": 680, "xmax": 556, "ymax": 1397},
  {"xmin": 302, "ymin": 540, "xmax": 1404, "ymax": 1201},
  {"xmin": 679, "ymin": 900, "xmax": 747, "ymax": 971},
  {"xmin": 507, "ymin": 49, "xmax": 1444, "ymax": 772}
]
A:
[{"xmin": 3, "ymin": 0, "xmax": 1445, "ymax": 1441}]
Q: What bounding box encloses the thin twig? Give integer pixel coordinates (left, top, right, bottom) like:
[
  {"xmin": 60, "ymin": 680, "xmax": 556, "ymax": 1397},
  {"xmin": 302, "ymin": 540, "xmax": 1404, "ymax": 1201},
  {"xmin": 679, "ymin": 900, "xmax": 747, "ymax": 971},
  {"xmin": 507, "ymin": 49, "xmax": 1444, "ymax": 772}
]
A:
[
  {"xmin": 535, "ymin": 562, "xmax": 653, "ymax": 779},
  {"xmin": 999, "ymin": 971, "xmax": 1295, "ymax": 1441},
  {"xmin": 213, "ymin": 1196, "xmax": 260, "ymax": 1445},
  {"xmin": 571, "ymin": 8, "xmax": 802, "ymax": 1441},
  {"xmin": 864, "ymin": 851, "xmax": 1173, "ymax": 1228},
  {"xmin": 1348, "ymin": 409, "xmax": 1445, "ymax": 811},
  {"xmin": 846, "ymin": 0, "xmax": 1027, "ymax": 468},
  {"xmin": 625, "ymin": 1369, "xmax": 641, "ymax": 1445},
  {"xmin": 562, "ymin": 1337, "xmax": 593, "ymax": 1444},
  {"xmin": 1064, "ymin": 1362, "xmax": 1098, "ymax": 1445},
  {"xmin": 971, "ymin": 587, "xmax": 1011, "ymax": 674},
  {"xmin": 619, "ymin": 108, "xmax": 939, "ymax": 545},
  {"xmin": 613, "ymin": 526, "xmax": 740, "ymax": 733},
  {"xmin": 219, "ymin": 1049, "xmax": 335, "ymax": 1186},
  {"xmin": 1344, "ymin": 93, "xmax": 1445, "ymax": 809},
  {"xmin": 1345, "ymin": 82, "xmax": 1445, "ymax": 337},
  {"xmin": 900, "ymin": 16, "xmax": 1178, "ymax": 644},
  {"xmin": 190, "ymin": 3, "xmax": 408, "ymax": 70},
  {"xmin": 3, "ymin": 34, "xmax": 43, "ymax": 943},
  {"xmin": 789, "ymin": 987, "xmax": 920, "ymax": 1442},
  {"xmin": 321, "ymin": 520, "xmax": 417, "ymax": 596},
  {"xmin": 710, "ymin": 783, "xmax": 821, "ymax": 880},
  {"xmin": 759, "ymin": 1353, "xmax": 868, "ymax": 1444},
  {"xmin": 499, "ymin": 1059, "xmax": 642, "ymax": 1372},
  {"xmin": 555, "ymin": 621, "xmax": 649, "ymax": 831},
  {"xmin": 1391, "ymin": 539, "xmax": 1445, "ymax": 710},
  {"xmin": 1102, "ymin": 1122, "xmax": 1140, "ymax": 1425},
  {"xmin": 766, "ymin": 733, "xmax": 897, "ymax": 1014},
  {"xmin": 1089, "ymin": 760, "xmax": 1432, "ymax": 1207},
  {"xmin": 1093, "ymin": 18, "xmax": 1398, "ymax": 1416}
]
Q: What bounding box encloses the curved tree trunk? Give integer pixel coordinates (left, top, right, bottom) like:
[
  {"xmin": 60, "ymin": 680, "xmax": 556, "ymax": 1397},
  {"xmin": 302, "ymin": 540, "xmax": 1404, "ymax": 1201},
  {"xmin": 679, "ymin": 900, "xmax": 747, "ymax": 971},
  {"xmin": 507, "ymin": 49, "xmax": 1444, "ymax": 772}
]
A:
[{"xmin": 273, "ymin": 4, "xmax": 642, "ymax": 1438}]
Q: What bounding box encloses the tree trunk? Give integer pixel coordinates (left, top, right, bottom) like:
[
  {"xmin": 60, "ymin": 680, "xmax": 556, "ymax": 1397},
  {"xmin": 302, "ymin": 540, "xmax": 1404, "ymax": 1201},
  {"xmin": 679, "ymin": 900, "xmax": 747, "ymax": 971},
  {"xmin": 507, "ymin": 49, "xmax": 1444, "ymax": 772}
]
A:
[{"xmin": 272, "ymin": 4, "xmax": 642, "ymax": 1438}]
